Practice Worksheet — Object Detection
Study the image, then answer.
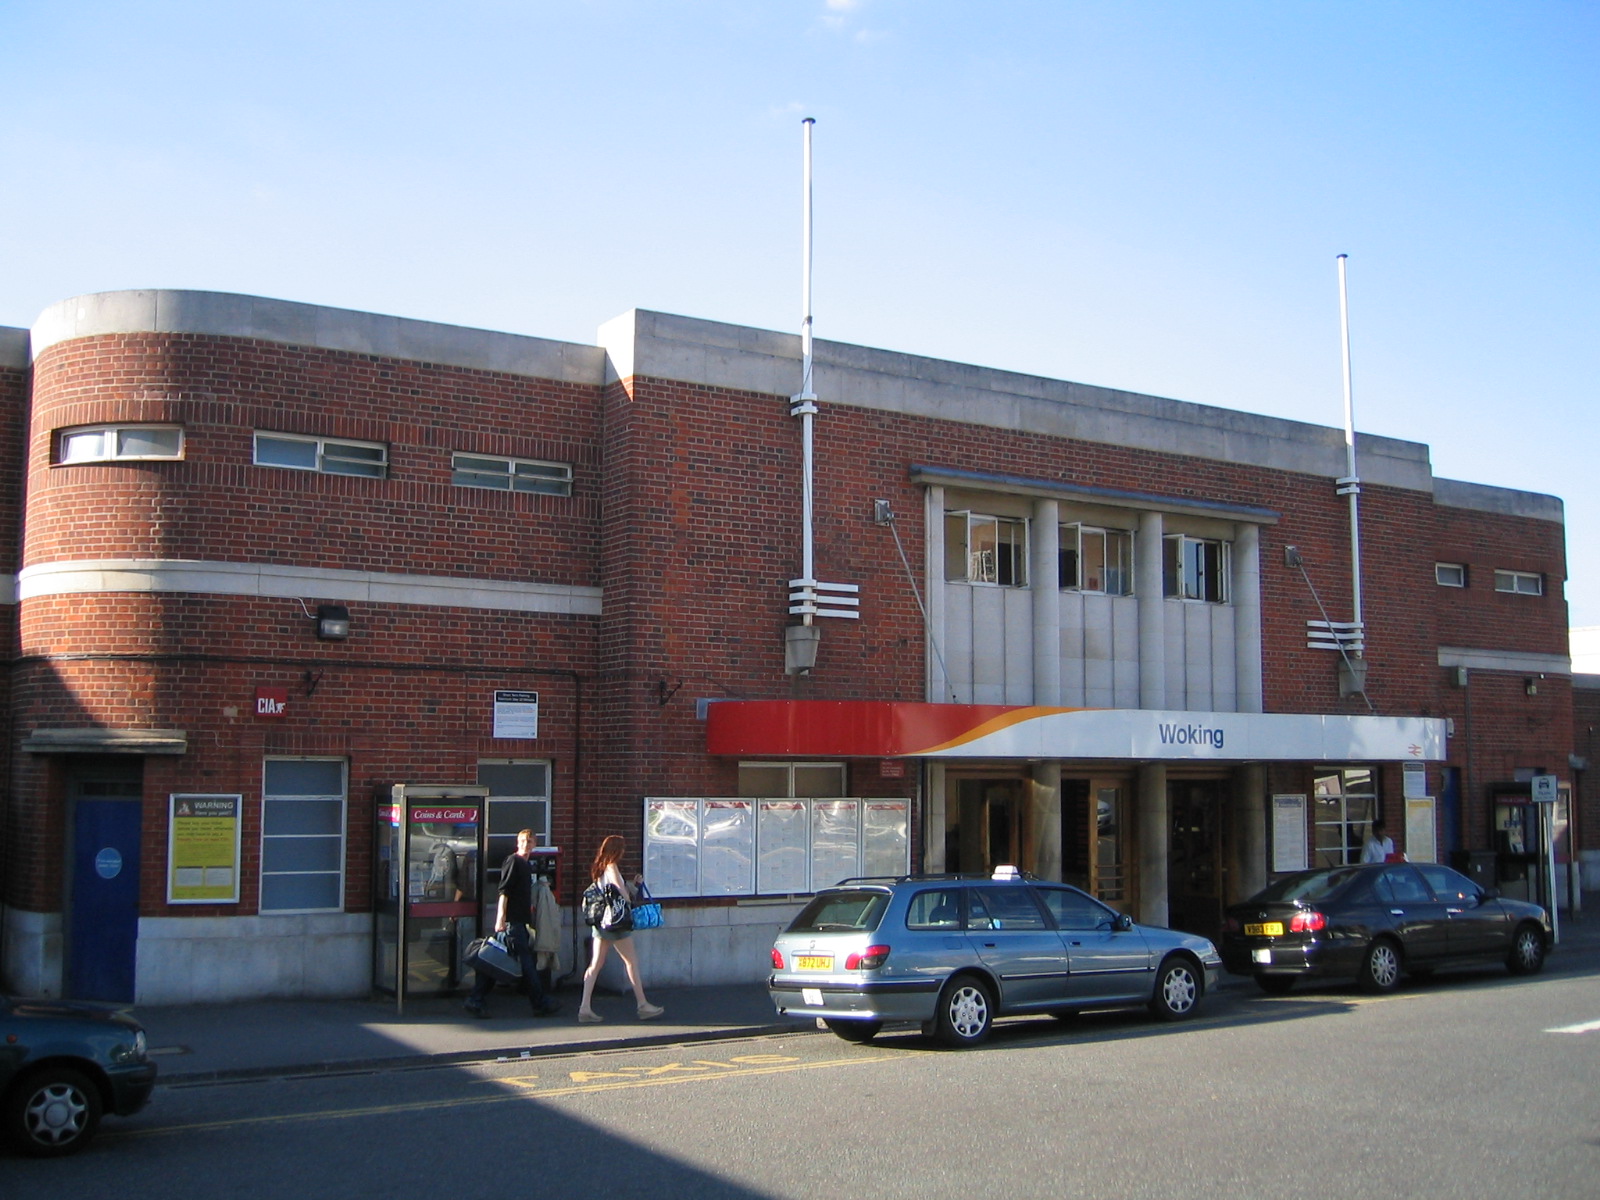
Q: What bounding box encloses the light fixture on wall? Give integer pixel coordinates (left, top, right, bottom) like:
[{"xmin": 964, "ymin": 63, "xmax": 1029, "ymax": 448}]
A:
[{"xmin": 316, "ymin": 604, "xmax": 351, "ymax": 640}]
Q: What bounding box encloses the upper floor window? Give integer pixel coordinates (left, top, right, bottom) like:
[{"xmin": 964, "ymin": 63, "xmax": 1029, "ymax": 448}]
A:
[
  {"xmin": 57, "ymin": 424, "xmax": 183, "ymax": 463},
  {"xmin": 452, "ymin": 453, "xmax": 572, "ymax": 496},
  {"xmin": 1163, "ymin": 534, "xmax": 1229, "ymax": 602},
  {"xmin": 945, "ymin": 512, "xmax": 1029, "ymax": 587},
  {"xmin": 1060, "ymin": 524, "xmax": 1133, "ymax": 595},
  {"xmin": 1436, "ymin": 563, "xmax": 1467, "ymax": 588},
  {"xmin": 1494, "ymin": 569, "xmax": 1543, "ymax": 596},
  {"xmin": 255, "ymin": 432, "xmax": 387, "ymax": 478}
]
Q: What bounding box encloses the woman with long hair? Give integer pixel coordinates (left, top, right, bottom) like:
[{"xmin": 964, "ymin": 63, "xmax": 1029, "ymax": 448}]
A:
[{"xmin": 578, "ymin": 835, "xmax": 663, "ymax": 1022}]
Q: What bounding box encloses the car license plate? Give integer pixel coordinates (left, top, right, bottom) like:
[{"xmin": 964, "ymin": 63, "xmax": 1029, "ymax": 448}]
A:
[
  {"xmin": 1252, "ymin": 948, "xmax": 1273, "ymax": 964},
  {"xmin": 1244, "ymin": 922, "xmax": 1283, "ymax": 937},
  {"xmin": 802, "ymin": 988, "xmax": 823, "ymax": 1007},
  {"xmin": 795, "ymin": 955, "xmax": 833, "ymax": 971}
]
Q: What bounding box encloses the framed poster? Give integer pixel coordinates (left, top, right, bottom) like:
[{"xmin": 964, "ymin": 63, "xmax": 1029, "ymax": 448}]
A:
[
  {"xmin": 862, "ymin": 800, "xmax": 910, "ymax": 878},
  {"xmin": 700, "ymin": 799, "xmax": 754, "ymax": 895},
  {"xmin": 643, "ymin": 799, "xmax": 699, "ymax": 896},
  {"xmin": 810, "ymin": 800, "xmax": 861, "ymax": 890},
  {"xmin": 1271, "ymin": 794, "xmax": 1308, "ymax": 873},
  {"xmin": 756, "ymin": 800, "xmax": 809, "ymax": 894},
  {"xmin": 168, "ymin": 794, "xmax": 242, "ymax": 904},
  {"xmin": 1405, "ymin": 796, "xmax": 1437, "ymax": 864}
]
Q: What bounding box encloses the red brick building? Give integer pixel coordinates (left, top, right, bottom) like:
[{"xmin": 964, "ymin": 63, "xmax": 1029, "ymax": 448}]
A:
[{"xmin": 0, "ymin": 291, "xmax": 1582, "ymax": 1003}]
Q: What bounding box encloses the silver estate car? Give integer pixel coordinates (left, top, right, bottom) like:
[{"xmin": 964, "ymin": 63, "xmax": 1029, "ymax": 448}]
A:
[{"xmin": 768, "ymin": 870, "xmax": 1223, "ymax": 1047}]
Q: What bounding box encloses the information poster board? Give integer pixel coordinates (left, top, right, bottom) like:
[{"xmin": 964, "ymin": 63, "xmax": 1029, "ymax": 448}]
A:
[
  {"xmin": 862, "ymin": 800, "xmax": 910, "ymax": 878},
  {"xmin": 811, "ymin": 800, "xmax": 861, "ymax": 890},
  {"xmin": 491, "ymin": 690, "xmax": 539, "ymax": 739},
  {"xmin": 646, "ymin": 796, "xmax": 910, "ymax": 897},
  {"xmin": 1404, "ymin": 796, "xmax": 1437, "ymax": 864},
  {"xmin": 700, "ymin": 799, "xmax": 754, "ymax": 895},
  {"xmin": 644, "ymin": 799, "xmax": 700, "ymax": 895},
  {"xmin": 1272, "ymin": 794, "xmax": 1308, "ymax": 873},
  {"xmin": 168, "ymin": 794, "xmax": 242, "ymax": 904},
  {"xmin": 756, "ymin": 800, "xmax": 809, "ymax": 893}
]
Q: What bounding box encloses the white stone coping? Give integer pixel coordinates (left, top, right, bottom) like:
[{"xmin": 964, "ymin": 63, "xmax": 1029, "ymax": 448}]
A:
[
  {"xmin": 30, "ymin": 290, "xmax": 607, "ymax": 384},
  {"xmin": 15, "ymin": 558, "xmax": 603, "ymax": 615}
]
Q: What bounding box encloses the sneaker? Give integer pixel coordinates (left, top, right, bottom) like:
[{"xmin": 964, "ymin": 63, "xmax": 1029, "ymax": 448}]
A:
[
  {"xmin": 463, "ymin": 1000, "xmax": 488, "ymax": 1019},
  {"xmin": 532, "ymin": 1000, "xmax": 560, "ymax": 1017},
  {"xmin": 636, "ymin": 1003, "xmax": 664, "ymax": 1020},
  {"xmin": 578, "ymin": 1009, "xmax": 604, "ymax": 1023}
]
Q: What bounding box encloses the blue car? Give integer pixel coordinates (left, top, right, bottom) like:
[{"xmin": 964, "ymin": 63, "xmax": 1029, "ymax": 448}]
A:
[
  {"xmin": 1, "ymin": 994, "xmax": 158, "ymax": 1156},
  {"xmin": 769, "ymin": 871, "xmax": 1222, "ymax": 1047}
]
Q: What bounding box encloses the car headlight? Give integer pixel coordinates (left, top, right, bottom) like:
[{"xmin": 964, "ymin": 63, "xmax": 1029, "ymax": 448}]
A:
[{"xmin": 112, "ymin": 1030, "xmax": 148, "ymax": 1064}]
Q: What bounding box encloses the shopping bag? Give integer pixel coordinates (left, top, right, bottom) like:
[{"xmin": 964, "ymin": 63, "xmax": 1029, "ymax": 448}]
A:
[
  {"xmin": 630, "ymin": 883, "xmax": 664, "ymax": 931},
  {"xmin": 463, "ymin": 931, "xmax": 521, "ymax": 982}
]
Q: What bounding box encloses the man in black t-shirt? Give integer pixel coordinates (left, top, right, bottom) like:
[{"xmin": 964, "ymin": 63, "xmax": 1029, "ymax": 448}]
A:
[{"xmin": 465, "ymin": 829, "xmax": 558, "ymax": 1017}]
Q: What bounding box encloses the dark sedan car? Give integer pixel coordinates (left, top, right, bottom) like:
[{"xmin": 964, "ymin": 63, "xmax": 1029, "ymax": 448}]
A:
[
  {"xmin": 1, "ymin": 994, "xmax": 157, "ymax": 1156},
  {"xmin": 1221, "ymin": 861, "xmax": 1550, "ymax": 995}
]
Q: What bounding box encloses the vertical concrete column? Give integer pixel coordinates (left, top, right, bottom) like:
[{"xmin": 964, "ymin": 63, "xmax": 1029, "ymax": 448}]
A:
[
  {"xmin": 925, "ymin": 486, "xmax": 947, "ymax": 702},
  {"xmin": 1138, "ymin": 510, "xmax": 1166, "ymax": 710},
  {"xmin": 1233, "ymin": 523, "xmax": 1263, "ymax": 713},
  {"xmin": 925, "ymin": 763, "xmax": 947, "ymax": 873},
  {"xmin": 1233, "ymin": 763, "xmax": 1267, "ymax": 902},
  {"xmin": 1137, "ymin": 762, "xmax": 1169, "ymax": 926},
  {"xmin": 1030, "ymin": 762, "xmax": 1063, "ymax": 882},
  {"xmin": 1031, "ymin": 497, "xmax": 1062, "ymax": 705}
]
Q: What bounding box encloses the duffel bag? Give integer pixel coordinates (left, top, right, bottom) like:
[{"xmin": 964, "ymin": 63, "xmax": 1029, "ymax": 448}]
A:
[{"xmin": 463, "ymin": 931, "xmax": 521, "ymax": 983}]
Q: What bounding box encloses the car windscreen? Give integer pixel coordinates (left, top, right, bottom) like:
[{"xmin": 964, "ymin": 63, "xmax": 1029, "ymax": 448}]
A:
[
  {"xmin": 787, "ymin": 889, "xmax": 891, "ymax": 934},
  {"xmin": 1253, "ymin": 867, "xmax": 1362, "ymax": 904}
]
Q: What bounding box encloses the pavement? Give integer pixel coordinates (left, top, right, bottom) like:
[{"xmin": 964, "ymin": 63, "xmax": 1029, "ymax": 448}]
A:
[{"xmin": 134, "ymin": 905, "xmax": 1600, "ymax": 1085}]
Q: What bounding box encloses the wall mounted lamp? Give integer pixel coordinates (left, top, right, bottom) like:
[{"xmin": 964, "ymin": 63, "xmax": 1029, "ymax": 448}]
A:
[{"xmin": 316, "ymin": 604, "xmax": 351, "ymax": 640}]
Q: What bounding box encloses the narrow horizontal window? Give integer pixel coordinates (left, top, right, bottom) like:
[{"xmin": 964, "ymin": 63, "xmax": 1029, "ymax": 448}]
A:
[
  {"xmin": 1435, "ymin": 563, "xmax": 1467, "ymax": 588},
  {"xmin": 255, "ymin": 432, "xmax": 387, "ymax": 478},
  {"xmin": 1060, "ymin": 524, "xmax": 1134, "ymax": 595},
  {"xmin": 1493, "ymin": 569, "xmax": 1543, "ymax": 596},
  {"xmin": 57, "ymin": 424, "xmax": 183, "ymax": 463},
  {"xmin": 945, "ymin": 511, "xmax": 1028, "ymax": 587},
  {"xmin": 1163, "ymin": 534, "xmax": 1230, "ymax": 603},
  {"xmin": 452, "ymin": 453, "xmax": 572, "ymax": 496}
]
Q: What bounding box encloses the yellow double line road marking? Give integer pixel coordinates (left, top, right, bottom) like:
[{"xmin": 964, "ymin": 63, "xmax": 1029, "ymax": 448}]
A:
[{"xmin": 122, "ymin": 1054, "xmax": 890, "ymax": 1138}]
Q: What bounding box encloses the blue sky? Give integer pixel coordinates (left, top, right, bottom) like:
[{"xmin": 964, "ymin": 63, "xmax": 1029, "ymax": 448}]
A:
[{"xmin": 4, "ymin": 1, "xmax": 1597, "ymax": 623}]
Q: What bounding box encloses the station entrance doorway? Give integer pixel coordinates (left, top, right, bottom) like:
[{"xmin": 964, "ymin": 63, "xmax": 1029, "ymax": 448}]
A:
[{"xmin": 1169, "ymin": 778, "xmax": 1229, "ymax": 940}]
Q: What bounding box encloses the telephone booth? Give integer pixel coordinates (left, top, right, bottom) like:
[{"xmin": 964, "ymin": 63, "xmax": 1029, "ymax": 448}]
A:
[{"xmin": 374, "ymin": 784, "xmax": 488, "ymax": 1013}]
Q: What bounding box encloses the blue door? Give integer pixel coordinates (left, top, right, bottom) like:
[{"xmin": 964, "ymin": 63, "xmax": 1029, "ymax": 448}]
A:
[{"xmin": 68, "ymin": 774, "xmax": 143, "ymax": 1001}]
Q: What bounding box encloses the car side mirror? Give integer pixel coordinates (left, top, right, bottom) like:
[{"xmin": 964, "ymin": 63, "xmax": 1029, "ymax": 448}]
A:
[
  {"xmin": 1480, "ymin": 887, "xmax": 1500, "ymax": 903},
  {"xmin": 1114, "ymin": 913, "xmax": 1135, "ymax": 933}
]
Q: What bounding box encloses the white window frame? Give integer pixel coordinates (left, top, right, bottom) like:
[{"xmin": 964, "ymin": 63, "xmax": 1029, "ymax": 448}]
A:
[
  {"xmin": 1163, "ymin": 534, "xmax": 1230, "ymax": 603},
  {"xmin": 259, "ymin": 757, "xmax": 348, "ymax": 914},
  {"xmin": 452, "ymin": 452, "xmax": 572, "ymax": 496},
  {"xmin": 1312, "ymin": 767, "xmax": 1378, "ymax": 868},
  {"xmin": 254, "ymin": 431, "xmax": 387, "ymax": 478},
  {"xmin": 1494, "ymin": 569, "xmax": 1543, "ymax": 596},
  {"xmin": 1435, "ymin": 563, "xmax": 1467, "ymax": 588},
  {"xmin": 945, "ymin": 511, "xmax": 1029, "ymax": 587},
  {"xmin": 57, "ymin": 424, "xmax": 184, "ymax": 464},
  {"xmin": 1060, "ymin": 524, "xmax": 1134, "ymax": 595}
]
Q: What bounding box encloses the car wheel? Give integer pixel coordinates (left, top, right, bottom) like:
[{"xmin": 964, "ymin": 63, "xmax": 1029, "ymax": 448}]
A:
[
  {"xmin": 4, "ymin": 1066, "xmax": 103, "ymax": 1157},
  {"xmin": 1507, "ymin": 924, "xmax": 1546, "ymax": 976},
  {"xmin": 1149, "ymin": 956, "xmax": 1202, "ymax": 1020},
  {"xmin": 935, "ymin": 975, "xmax": 994, "ymax": 1048},
  {"xmin": 822, "ymin": 1018, "xmax": 883, "ymax": 1044},
  {"xmin": 1358, "ymin": 939, "xmax": 1402, "ymax": 993},
  {"xmin": 1254, "ymin": 974, "xmax": 1296, "ymax": 995}
]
